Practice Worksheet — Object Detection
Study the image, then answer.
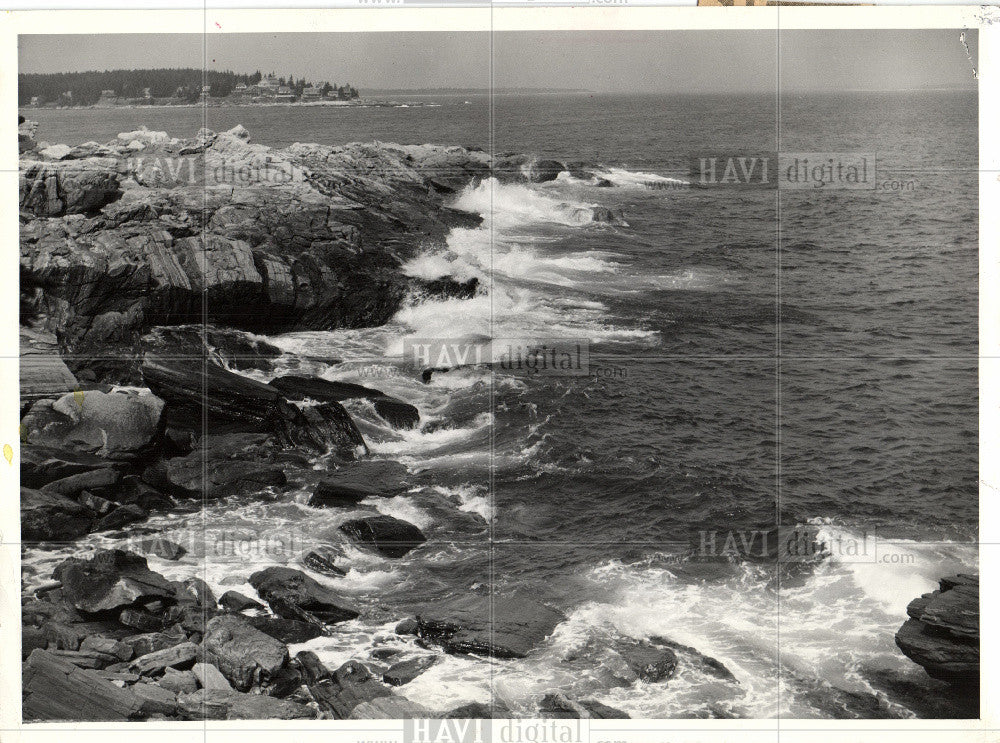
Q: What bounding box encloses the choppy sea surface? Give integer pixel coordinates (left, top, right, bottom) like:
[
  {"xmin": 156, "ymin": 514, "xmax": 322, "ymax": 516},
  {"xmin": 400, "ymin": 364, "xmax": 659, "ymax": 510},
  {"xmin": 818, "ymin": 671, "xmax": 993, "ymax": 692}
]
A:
[{"xmin": 23, "ymin": 92, "xmax": 978, "ymax": 717}]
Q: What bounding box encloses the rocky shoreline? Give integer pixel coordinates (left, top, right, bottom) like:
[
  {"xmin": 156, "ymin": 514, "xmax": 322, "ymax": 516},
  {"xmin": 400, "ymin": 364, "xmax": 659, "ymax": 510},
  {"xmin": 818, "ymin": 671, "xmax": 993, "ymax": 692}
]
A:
[
  {"xmin": 18, "ymin": 121, "xmax": 643, "ymax": 720},
  {"xmin": 19, "ymin": 119, "xmax": 976, "ymax": 720}
]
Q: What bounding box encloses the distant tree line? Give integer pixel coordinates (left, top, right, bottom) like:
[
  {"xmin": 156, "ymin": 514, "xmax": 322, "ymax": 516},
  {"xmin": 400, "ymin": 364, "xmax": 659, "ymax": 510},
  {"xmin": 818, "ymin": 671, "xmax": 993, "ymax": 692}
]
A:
[{"xmin": 18, "ymin": 68, "xmax": 356, "ymax": 106}]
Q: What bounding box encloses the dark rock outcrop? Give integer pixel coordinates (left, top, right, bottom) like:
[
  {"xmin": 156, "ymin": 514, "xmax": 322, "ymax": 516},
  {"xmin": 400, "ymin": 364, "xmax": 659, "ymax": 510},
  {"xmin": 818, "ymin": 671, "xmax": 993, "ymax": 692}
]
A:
[
  {"xmin": 134, "ymin": 537, "xmax": 187, "ymax": 561},
  {"xmin": 309, "ymin": 460, "xmax": 410, "ymax": 507},
  {"xmin": 248, "ymin": 616, "xmax": 324, "ymax": 644},
  {"xmin": 895, "ymin": 574, "xmax": 979, "ymax": 685},
  {"xmin": 295, "ymin": 651, "xmax": 428, "ymax": 719},
  {"xmin": 248, "ymin": 566, "xmax": 360, "ymax": 627},
  {"xmin": 270, "ymin": 375, "xmax": 419, "ymax": 430},
  {"xmin": 444, "ymin": 701, "xmax": 512, "ymax": 718},
  {"xmin": 615, "ymin": 639, "xmax": 678, "ymax": 682},
  {"xmin": 648, "ymin": 635, "xmax": 737, "ymax": 683},
  {"xmin": 53, "ymin": 549, "xmax": 176, "ymax": 614},
  {"xmin": 20, "ymin": 158, "xmax": 123, "ymax": 217},
  {"xmin": 21, "ymin": 487, "xmax": 93, "ymax": 542},
  {"xmin": 527, "ymin": 159, "xmax": 566, "ymax": 183},
  {"xmin": 415, "ymin": 592, "xmax": 566, "ymax": 659},
  {"xmin": 301, "ymin": 545, "xmax": 348, "ymax": 576},
  {"xmin": 142, "ymin": 324, "xmax": 282, "ymax": 373},
  {"xmin": 20, "ymin": 130, "xmax": 491, "ymax": 374},
  {"xmin": 539, "ymin": 693, "xmax": 630, "ymax": 719},
  {"xmin": 156, "ymin": 445, "xmax": 286, "ymax": 500},
  {"xmin": 219, "ymin": 590, "xmax": 264, "ymax": 613},
  {"xmin": 141, "ymin": 355, "xmax": 366, "ymax": 458},
  {"xmin": 339, "ymin": 515, "xmax": 426, "ymax": 558},
  {"xmin": 383, "ymin": 655, "xmax": 438, "ymax": 686}
]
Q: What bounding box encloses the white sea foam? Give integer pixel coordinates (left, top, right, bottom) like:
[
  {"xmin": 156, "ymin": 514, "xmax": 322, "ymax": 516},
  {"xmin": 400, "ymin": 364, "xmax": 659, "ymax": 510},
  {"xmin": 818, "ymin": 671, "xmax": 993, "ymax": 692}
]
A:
[
  {"xmin": 597, "ymin": 166, "xmax": 690, "ymax": 190},
  {"xmin": 453, "ymin": 178, "xmax": 601, "ymax": 228}
]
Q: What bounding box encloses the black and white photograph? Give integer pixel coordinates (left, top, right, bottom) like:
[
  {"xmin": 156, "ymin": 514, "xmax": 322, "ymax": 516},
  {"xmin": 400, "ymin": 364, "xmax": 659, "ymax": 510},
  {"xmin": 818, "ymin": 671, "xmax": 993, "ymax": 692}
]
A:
[{"xmin": 4, "ymin": 5, "xmax": 991, "ymax": 735}]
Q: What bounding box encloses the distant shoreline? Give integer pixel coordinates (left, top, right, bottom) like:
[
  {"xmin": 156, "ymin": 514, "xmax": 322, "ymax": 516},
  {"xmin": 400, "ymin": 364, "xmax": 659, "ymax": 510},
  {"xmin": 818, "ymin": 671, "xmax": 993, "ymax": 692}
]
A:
[{"xmin": 19, "ymin": 98, "xmax": 444, "ymax": 112}]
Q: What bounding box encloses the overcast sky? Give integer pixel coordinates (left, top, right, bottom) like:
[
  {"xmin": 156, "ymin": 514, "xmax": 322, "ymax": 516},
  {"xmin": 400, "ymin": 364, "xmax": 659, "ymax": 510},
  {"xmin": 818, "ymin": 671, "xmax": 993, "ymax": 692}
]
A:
[{"xmin": 19, "ymin": 30, "xmax": 977, "ymax": 93}]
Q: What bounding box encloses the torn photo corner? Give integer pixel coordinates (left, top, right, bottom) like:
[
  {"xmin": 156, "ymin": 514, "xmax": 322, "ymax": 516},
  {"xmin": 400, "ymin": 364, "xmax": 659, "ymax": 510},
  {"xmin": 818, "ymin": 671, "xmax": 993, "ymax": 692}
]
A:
[{"xmin": 0, "ymin": 4, "xmax": 995, "ymax": 740}]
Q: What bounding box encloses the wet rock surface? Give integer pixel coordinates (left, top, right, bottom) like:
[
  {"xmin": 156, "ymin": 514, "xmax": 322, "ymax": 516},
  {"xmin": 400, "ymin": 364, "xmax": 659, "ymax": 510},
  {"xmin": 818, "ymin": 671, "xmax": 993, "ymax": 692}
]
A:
[
  {"xmin": 339, "ymin": 515, "xmax": 426, "ymax": 557},
  {"xmin": 896, "ymin": 574, "xmax": 979, "ymax": 685},
  {"xmin": 415, "ymin": 593, "xmax": 566, "ymax": 659}
]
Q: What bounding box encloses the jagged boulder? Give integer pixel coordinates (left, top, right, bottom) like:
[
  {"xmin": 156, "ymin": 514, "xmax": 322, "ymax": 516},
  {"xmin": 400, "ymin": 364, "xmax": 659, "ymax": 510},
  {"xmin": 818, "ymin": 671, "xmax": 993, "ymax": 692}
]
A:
[
  {"xmin": 201, "ymin": 614, "xmax": 289, "ymax": 692},
  {"xmin": 615, "ymin": 639, "xmax": 678, "ymax": 682},
  {"xmin": 295, "ymin": 652, "xmax": 428, "ymax": 719},
  {"xmin": 896, "ymin": 574, "xmax": 979, "ymax": 685},
  {"xmin": 383, "ymin": 655, "xmax": 438, "ymax": 686},
  {"xmin": 20, "ymin": 444, "xmax": 119, "ymax": 489},
  {"xmin": 53, "ymin": 549, "xmax": 176, "ymax": 614},
  {"xmin": 301, "ymin": 545, "xmax": 349, "ymax": 576},
  {"xmin": 219, "ymin": 590, "xmax": 264, "ymax": 613},
  {"xmin": 141, "ymin": 324, "xmax": 283, "ymax": 372}
]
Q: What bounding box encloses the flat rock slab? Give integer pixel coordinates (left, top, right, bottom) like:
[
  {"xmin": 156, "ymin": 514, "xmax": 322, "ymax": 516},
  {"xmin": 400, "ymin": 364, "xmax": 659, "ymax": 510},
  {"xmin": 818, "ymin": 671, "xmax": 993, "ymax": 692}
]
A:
[
  {"xmin": 23, "ymin": 648, "xmax": 145, "ymax": 721},
  {"xmin": 158, "ymin": 668, "xmax": 199, "ymax": 695},
  {"xmin": 539, "ymin": 693, "xmax": 630, "ymax": 719},
  {"xmin": 192, "ymin": 661, "xmax": 233, "ymax": 691},
  {"xmin": 349, "ymin": 695, "xmax": 432, "ymax": 719},
  {"xmin": 339, "ymin": 515, "xmax": 426, "ymax": 558},
  {"xmin": 249, "ymin": 615, "xmax": 324, "ymax": 644},
  {"xmin": 309, "ymin": 460, "xmax": 410, "ymax": 508},
  {"xmin": 40, "ymin": 467, "xmax": 120, "ymax": 497},
  {"xmin": 177, "ymin": 689, "xmax": 314, "ymax": 720},
  {"xmin": 20, "ymin": 341, "xmax": 79, "ymax": 404},
  {"xmin": 131, "ymin": 682, "xmax": 179, "ymax": 716},
  {"xmin": 383, "ymin": 655, "xmax": 438, "ymax": 686},
  {"xmin": 129, "ymin": 642, "xmax": 199, "ymax": 675},
  {"xmin": 416, "ymin": 593, "xmax": 566, "ymax": 659}
]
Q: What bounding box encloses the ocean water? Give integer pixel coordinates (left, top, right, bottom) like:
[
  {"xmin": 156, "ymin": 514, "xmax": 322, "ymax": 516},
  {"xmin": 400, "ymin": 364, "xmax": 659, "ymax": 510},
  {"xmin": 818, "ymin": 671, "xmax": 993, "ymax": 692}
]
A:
[{"xmin": 22, "ymin": 92, "xmax": 978, "ymax": 718}]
